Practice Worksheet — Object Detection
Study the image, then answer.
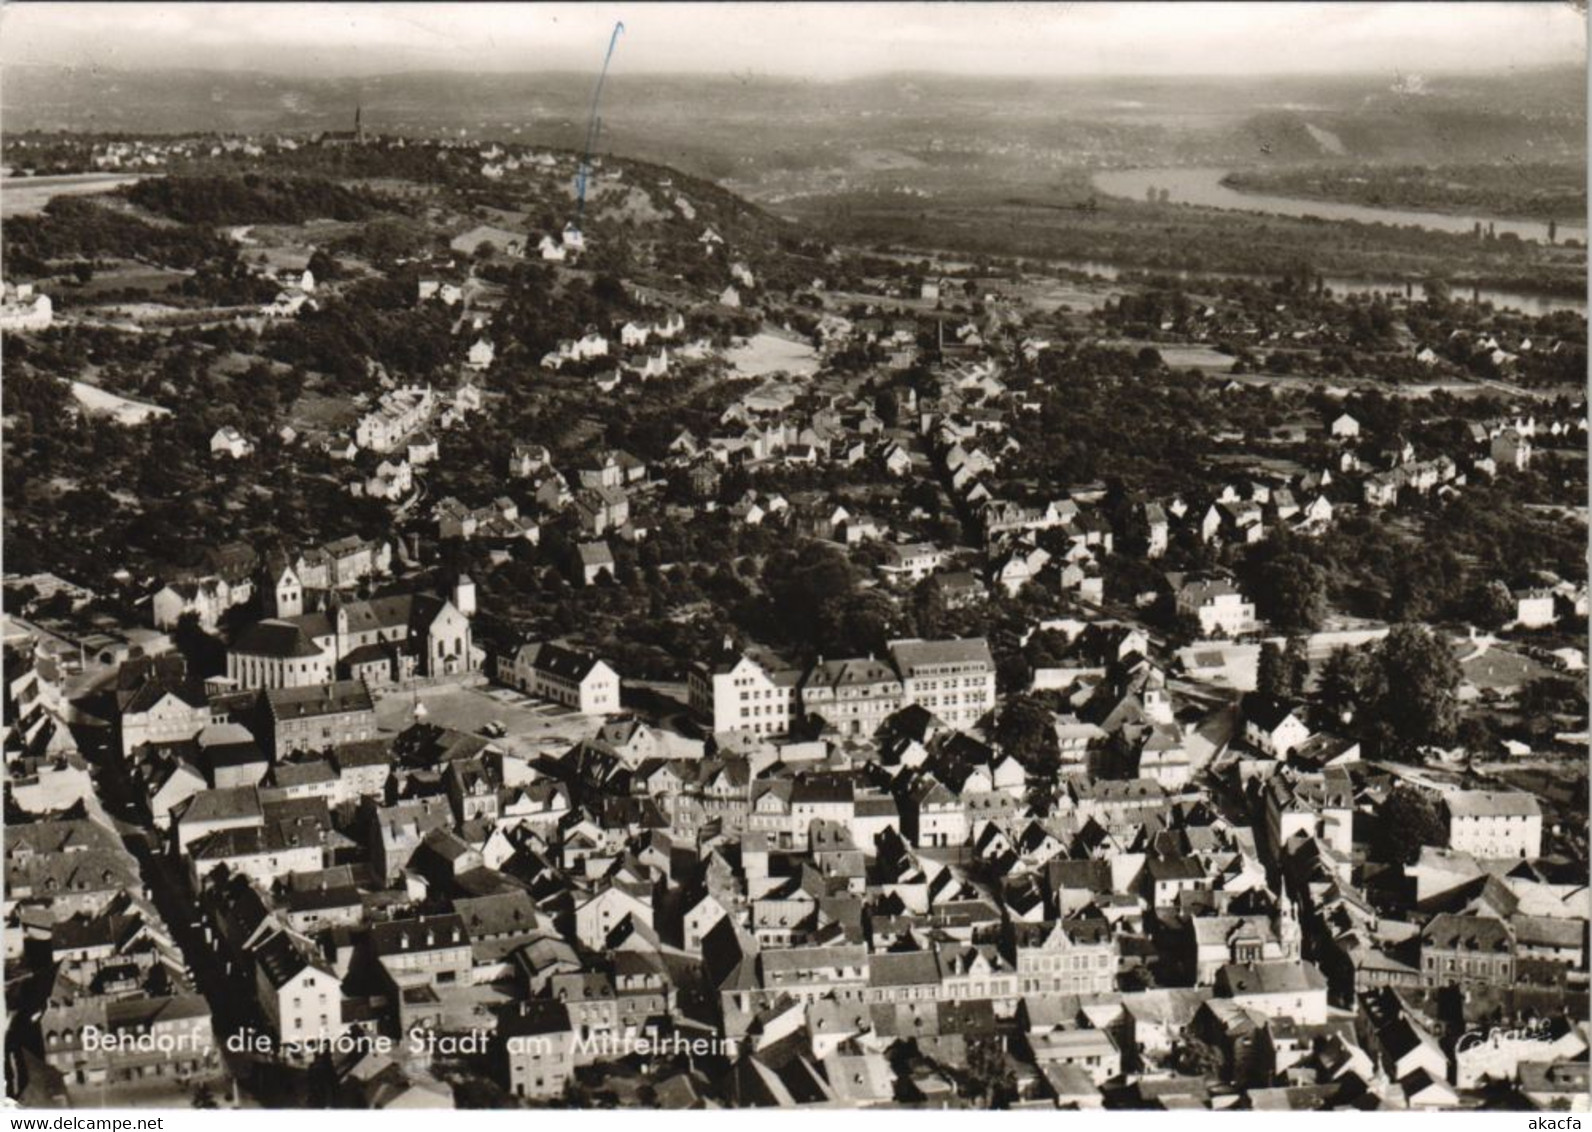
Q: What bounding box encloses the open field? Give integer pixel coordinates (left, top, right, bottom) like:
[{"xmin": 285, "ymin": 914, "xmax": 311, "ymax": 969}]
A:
[
  {"xmin": 725, "ymin": 330, "xmax": 820, "ymax": 377},
  {"xmin": 67, "ymin": 380, "xmax": 171, "ymax": 425}
]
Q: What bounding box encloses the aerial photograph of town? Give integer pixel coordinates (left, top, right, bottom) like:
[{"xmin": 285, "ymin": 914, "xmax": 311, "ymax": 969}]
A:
[{"xmin": 0, "ymin": 0, "xmax": 1586, "ymax": 1116}]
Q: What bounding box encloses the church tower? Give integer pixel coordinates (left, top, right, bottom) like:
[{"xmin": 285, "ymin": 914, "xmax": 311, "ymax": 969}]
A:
[
  {"xmin": 355, "ymin": 104, "xmax": 365, "ymax": 146},
  {"xmin": 453, "ymin": 574, "xmax": 476, "ymax": 617}
]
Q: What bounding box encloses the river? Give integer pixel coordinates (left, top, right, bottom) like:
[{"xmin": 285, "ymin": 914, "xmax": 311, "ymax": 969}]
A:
[
  {"xmin": 1092, "ymin": 166, "xmax": 1585, "ymax": 245},
  {"xmin": 1, "ymin": 173, "xmax": 144, "ymax": 218},
  {"xmin": 1090, "ymin": 166, "xmax": 1586, "ymax": 315}
]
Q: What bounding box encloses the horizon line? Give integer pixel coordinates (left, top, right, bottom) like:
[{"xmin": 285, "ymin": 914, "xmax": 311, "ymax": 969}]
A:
[{"xmin": 5, "ymin": 59, "xmax": 1584, "ymax": 83}]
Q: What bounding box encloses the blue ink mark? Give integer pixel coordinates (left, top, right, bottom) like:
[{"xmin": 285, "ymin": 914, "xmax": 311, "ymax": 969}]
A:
[{"xmin": 576, "ymin": 21, "xmax": 625, "ymax": 223}]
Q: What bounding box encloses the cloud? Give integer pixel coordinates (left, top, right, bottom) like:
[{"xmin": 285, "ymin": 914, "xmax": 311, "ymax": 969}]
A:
[{"xmin": 0, "ymin": 1, "xmax": 1582, "ymax": 77}]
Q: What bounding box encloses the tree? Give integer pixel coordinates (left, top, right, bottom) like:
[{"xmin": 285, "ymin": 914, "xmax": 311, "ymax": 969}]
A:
[
  {"xmin": 1368, "ymin": 623, "xmax": 1462, "ymax": 755},
  {"xmin": 1315, "ymin": 645, "xmax": 1368, "ymax": 726},
  {"xmin": 1374, "ymin": 784, "xmax": 1447, "ymax": 864},
  {"xmin": 1251, "ymin": 549, "xmax": 1327, "ymax": 632},
  {"xmin": 1284, "ymin": 637, "xmax": 1311, "ymax": 697},
  {"xmin": 994, "ymin": 692, "xmax": 1059, "ymax": 771},
  {"xmin": 1257, "ymin": 638, "xmax": 1309, "ymax": 702},
  {"xmin": 1173, "ymin": 1032, "xmax": 1226, "ymax": 1080},
  {"xmin": 306, "ymin": 247, "xmax": 340, "ymax": 282},
  {"xmin": 960, "ymin": 1036, "xmax": 1017, "ymax": 1109},
  {"xmin": 910, "ymin": 575, "xmax": 947, "ymax": 639},
  {"xmin": 873, "ymin": 388, "xmax": 901, "ymax": 428},
  {"xmin": 994, "ymin": 692, "xmax": 1061, "ymax": 812},
  {"xmin": 1466, "ymin": 580, "xmax": 1515, "ymax": 630},
  {"xmin": 1256, "ymin": 642, "xmax": 1289, "ymax": 702}
]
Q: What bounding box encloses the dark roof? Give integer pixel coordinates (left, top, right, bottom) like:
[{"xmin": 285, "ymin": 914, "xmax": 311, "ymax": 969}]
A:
[
  {"xmin": 333, "ymin": 739, "xmax": 392, "ymax": 770},
  {"xmin": 1216, "ymin": 959, "xmax": 1327, "ymax": 996},
  {"xmin": 868, "ymin": 950, "xmax": 941, "ymax": 988},
  {"xmin": 254, "ymin": 931, "xmax": 328, "ymax": 989},
  {"xmin": 371, "ymin": 913, "xmax": 468, "ymax": 955},
  {"xmin": 1422, "ymin": 913, "xmax": 1514, "ymax": 952},
  {"xmin": 529, "ymin": 642, "xmax": 605, "ymax": 682},
  {"xmin": 233, "ymin": 619, "xmax": 324, "ymax": 660},
  {"xmin": 266, "ymin": 680, "xmax": 374, "ymax": 721},
  {"xmin": 1242, "ymin": 694, "xmax": 1303, "ymax": 732}
]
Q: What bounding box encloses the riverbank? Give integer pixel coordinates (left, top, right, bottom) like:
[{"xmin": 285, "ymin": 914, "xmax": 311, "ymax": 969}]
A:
[
  {"xmin": 1220, "ymin": 163, "xmax": 1585, "ymax": 229},
  {"xmin": 1092, "ymin": 165, "xmax": 1586, "ymax": 246},
  {"xmin": 2, "ymin": 173, "xmax": 144, "ymax": 217},
  {"xmin": 790, "ymin": 185, "xmax": 1586, "ymax": 318}
]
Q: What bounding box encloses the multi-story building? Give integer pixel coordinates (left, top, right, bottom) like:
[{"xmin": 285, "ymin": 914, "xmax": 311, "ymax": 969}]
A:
[
  {"xmin": 1420, "ymin": 914, "xmax": 1515, "ymax": 989},
  {"xmin": 499, "ymin": 1001, "xmax": 577, "ymax": 1100},
  {"xmin": 1214, "ymin": 959, "xmax": 1329, "ymax": 1025},
  {"xmin": 371, "ymin": 914, "xmax": 473, "ymax": 989},
  {"xmin": 42, "ymin": 992, "xmax": 216, "ymax": 1093},
  {"xmin": 1445, "ymin": 790, "xmax": 1543, "ymax": 859},
  {"xmin": 688, "ymin": 649, "xmax": 802, "ymax": 736},
  {"xmin": 254, "ymin": 931, "xmax": 343, "ymax": 1047},
  {"xmin": 799, "ymin": 657, "xmax": 905, "ymax": 738},
  {"xmin": 758, "ymin": 945, "xmax": 870, "ymax": 1005},
  {"xmin": 355, "ymin": 385, "xmax": 435, "ymax": 453},
  {"xmin": 1013, "ymin": 920, "xmax": 1118, "ymax": 997},
  {"xmin": 119, "ymin": 679, "xmax": 209, "ymax": 757},
  {"xmin": 1175, "ymin": 578, "xmax": 1256, "ymax": 637},
  {"xmin": 151, "ymin": 576, "xmax": 245, "ymax": 631},
  {"xmin": 887, "ymin": 637, "xmax": 996, "ymax": 730},
  {"xmin": 265, "ymin": 680, "xmax": 377, "ymax": 760},
  {"xmin": 878, "ymin": 542, "xmax": 945, "ymax": 585}
]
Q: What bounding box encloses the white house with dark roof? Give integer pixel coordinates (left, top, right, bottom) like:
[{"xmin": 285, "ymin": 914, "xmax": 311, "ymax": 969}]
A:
[
  {"xmin": 1175, "ymin": 578, "xmax": 1256, "ymax": 637},
  {"xmin": 1241, "ymin": 695, "xmax": 1313, "ymax": 758},
  {"xmin": 502, "ymin": 641, "xmax": 621, "ymax": 715},
  {"xmin": 1214, "ymin": 958, "xmax": 1329, "ymax": 1025},
  {"xmin": 254, "ymin": 930, "xmax": 343, "ymax": 1046}
]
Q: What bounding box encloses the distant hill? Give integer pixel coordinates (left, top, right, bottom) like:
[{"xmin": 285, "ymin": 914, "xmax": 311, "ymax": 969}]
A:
[{"xmin": 5, "ymin": 63, "xmax": 1583, "ymax": 185}]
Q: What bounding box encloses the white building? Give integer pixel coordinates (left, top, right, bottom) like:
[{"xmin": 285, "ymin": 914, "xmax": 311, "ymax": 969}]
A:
[
  {"xmin": 888, "ymin": 637, "xmax": 996, "ymax": 730},
  {"xmin": 1216, "ymin": 959, "xmax": 1329, "ymax": 1025},
  {"xmin": 254, "ymin": 933, "xmax": 343, "ymax": 1047},
  {"xmin": 1490, "ymin": 429, "xmax": 1533, "ymax": 471},
  {"xmin": 1512, "ymin": 588, "xmax": 1557, "ymax": 629},
  {"xmin": 688, "ymin": 650, "xmax": 800, "ymax": 736},
  {"xmin": 1176, "ymin": 579, "xmax": 1256, "ymax": 637},
  {"xmin": 210, "ymin": 427, "xmax": 254, "ymax": 459},
  {"xmin": 500, "ymin": 642, "xmax": 621, "ymax": 715},
  {"xmin": 1445, "ymin": 790, "xmax": 1543, "ymax": 859},
  {"xmin": 0, "ymin": 283, "xmax": 53, "ymax": 332}
]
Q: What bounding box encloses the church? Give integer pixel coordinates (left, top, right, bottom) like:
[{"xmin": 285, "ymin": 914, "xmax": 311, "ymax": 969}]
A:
[{"xmin": 226, "ymin": 576, "xmax": 477, "ymax": 691}]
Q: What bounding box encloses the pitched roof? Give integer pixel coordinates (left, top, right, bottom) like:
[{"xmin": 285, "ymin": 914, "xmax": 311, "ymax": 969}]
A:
[
  {"xmin": 232, "ymin": 619, "xmax": 325, "ymax": 659},
  {"xmin": 1216, "ymin": 959, "xmax": 1327, "ymax": 996},
  {"xmin": 1446, "ymin": 790, "xmax": 1542, "ymax": 819},
  {"xmin": 266, "ymin": 680, "xmax": 374, "ymax": 721},
  {"xmin": 888, "ymin": 637, "xmax": 994, "ymax": 673}
]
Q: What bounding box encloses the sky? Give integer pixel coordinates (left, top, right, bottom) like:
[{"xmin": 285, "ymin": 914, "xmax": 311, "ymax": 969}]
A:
[{"xmin": 0, "ymin": 2, "xmax": 1583, "ymax": 79}]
